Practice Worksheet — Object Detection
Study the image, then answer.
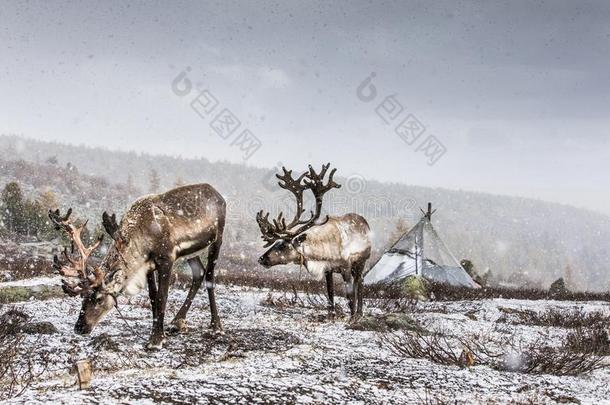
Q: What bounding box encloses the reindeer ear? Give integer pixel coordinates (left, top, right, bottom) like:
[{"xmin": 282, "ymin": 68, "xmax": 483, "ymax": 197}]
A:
[
  {"xmin": 102, "ymin": 211, "xmax": 121, "ymax": 240},
  {"xmin": 292, "ymin": 233, "xmax": 307, "ymax": 247}
]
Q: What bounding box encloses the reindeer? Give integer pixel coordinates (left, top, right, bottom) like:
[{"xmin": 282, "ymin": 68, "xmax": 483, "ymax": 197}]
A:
[
  {"xmin": 49, "ymin": 184, "xmax": 225, "ymax": 350},
  {"xmin": 256, "ymin": 164, "xmax": 371, "ymax": 319}
]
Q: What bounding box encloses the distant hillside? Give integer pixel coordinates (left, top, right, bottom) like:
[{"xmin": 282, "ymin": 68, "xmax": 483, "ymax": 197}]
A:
[{"xmin": 1, "ymin": 135, "xmax": 608, "ymax": 291}]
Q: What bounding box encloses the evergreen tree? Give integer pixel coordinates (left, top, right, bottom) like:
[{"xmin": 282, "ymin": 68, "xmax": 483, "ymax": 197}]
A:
[
  {"xmin": 1, "ymin": 182, "xmax": 57, "ymax": 239},
  {"xmin": 1, "ymin": 182, "xmax": 25, "ymax": 233},
  {"xmin": 126, "ymin": 173, "xmax": 137, "ymax": 197},
  {"xmin": 23, "ymin": 199, "xmax": 47, "ymax": 237},
  {"xmin": 45, "ymin": 155, "xmax": 58, "ymax": 165},
  {"xmin": 174, "ymin": 176, "xmax": 186, "ymax": 188},
  {"xmin": 563, "ymin": 262, "xmax": 582, "ymax": 291},
  {"xmin": 149, "ymin": 169, "xmax": 161, "ymax": 193}
]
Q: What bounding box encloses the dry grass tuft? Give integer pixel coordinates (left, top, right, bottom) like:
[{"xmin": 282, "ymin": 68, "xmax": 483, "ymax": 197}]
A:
[
  {"xmin": 381, "ymin": 326, "xmax": 607, "ymax": 376},
  {"xmin": 499, "ymin": 339, "xmax": 606, "ymax": 376},
  {"xmin": 564, "ymin": 326, "xmax": 610, "ymax": 356},
  {"xmin": 367, "ymin": 297, "xmax": 418, "ymax": 313},
  {"xmin": 381, "ymin": 330, "xmax": 495, "ymax": 368},
  {"xmin": 427, "ymin": 282, "xmax": 610, "ymax": 302},
  {"xmin": 0, "ymin": 309, "xmax": 52, "ymax": 400},
  {"xmin": 259, "ymin": 286, "xmax": 330, "ymax": 311},
  {"xmin": 497, "ymin": 307, "xmax": 610, "ymax": 328}
]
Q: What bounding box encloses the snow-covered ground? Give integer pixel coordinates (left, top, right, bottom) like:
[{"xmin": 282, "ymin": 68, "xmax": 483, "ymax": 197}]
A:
[
  {"xmin": 3, "ymin": 285, "xmax": 610, "ymax": 404},
  {"xmin": 0, "ymin": 276, "xmax": 61, "ymax": 288}
]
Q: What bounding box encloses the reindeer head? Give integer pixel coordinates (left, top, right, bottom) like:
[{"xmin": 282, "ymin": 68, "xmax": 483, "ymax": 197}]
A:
[
  {"xmin": 256, "ymin": 163, "xmax": 340, "ymax": 267},
  {"xmin": 49, "ymin": 209, "xmax": 125, "ymax": 334}
]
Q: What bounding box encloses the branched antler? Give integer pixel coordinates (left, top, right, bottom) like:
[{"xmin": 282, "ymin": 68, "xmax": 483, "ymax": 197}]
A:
[
  {"xmin": 276, "ymin": 167, "xmax": 313, "ymax": 228},
  {"xmin": 257, "ymin": 163, "xmax": 341, "ymax": 246},
  {"xmin": 300, "ymin": 163, "xmax": 340, "ymax": 229},
  {"xmin": 102, "ymin": 211, "xmax": 120, "ymax": 241},
  {"xmin": 256, "ymin": 211, "xmax": 281, "ymax": 247},
  {"xmin": 48, "ymin": 209, "xmax": 104, "ymax": 296}
]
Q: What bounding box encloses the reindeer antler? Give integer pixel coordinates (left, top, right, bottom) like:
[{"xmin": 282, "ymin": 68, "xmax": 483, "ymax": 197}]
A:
[
  {"xmin": 49, "ymin": 208, "xmax": 104, "ymax": 296},
  {"xmin": 276, "ymin": 167, "xmax": 312, "ymax": 229},
  {"xmin": 297, "ymin": 163, "xmax": 340, "ymax": 231},
  {"xmin": 102, "ymin": 211, "xmax": 121, "ymax": 241},
  {"xmin": 256, "ymin": 211, "xmax": 280, "ymax": 247},
  {"xmin": 256, "ymin": 163, "xmax": 341, "ymax": 246}
]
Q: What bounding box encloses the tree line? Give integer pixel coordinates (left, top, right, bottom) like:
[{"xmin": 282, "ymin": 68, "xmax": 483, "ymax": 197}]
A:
[
  {"xmin": 0, "ymin": 182, "xmax": 56, "ymax": 240},
  {"xmin": 0, "ymin": 181, "xmax": 105, "ymax": 245},
  {"xmin": 0, "ymin": 168, "xmax": 189, "ymax": 244}
]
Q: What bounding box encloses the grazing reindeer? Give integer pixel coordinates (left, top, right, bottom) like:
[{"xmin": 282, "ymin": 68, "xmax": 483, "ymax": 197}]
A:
[
  {"xmin": 49, "ymin": 184, "xmax": 225, "ymax": 349},
  {"xmin": 256, "ymin": 164, "xmax": 371, "ymax": 319}
]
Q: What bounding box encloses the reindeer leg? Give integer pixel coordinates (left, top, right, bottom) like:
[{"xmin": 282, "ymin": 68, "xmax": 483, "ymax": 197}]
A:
[
  {"xmin": 325, "ymin": 271, "xmax": 335, "ymax": 318},
  {"xmin": 147, "ymin": 257, "xmax": 173, "ymax": 350},
  {"xmin": 146, "ymin": 270, "xmax": 158, "ymax": 321},
  {"xmin": 170, "ymin": 257, "xmax": 204, "ymax": 332},
  {"xmin": 342, "ymin": 271, "xmax": 356, "ymax": 317},
  {"xmin": 351, "ymin": 278, "xmax": 359, "ymax": 321},
  {"xmin": 354, "ymin": 261, "xmax": 365, "ymax": 320},
  {"xmin": 204, "ymin": 239, "xmax": 222, "ymax": 331}
]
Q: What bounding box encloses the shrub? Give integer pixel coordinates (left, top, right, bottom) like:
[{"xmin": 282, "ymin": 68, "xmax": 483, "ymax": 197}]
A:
[
  {"xmin": 0, "ymin": 309, "xmax": 51, "ymax": 400},
  {"xmin": 381, "ymin": 327, "xmax": 607, "ymax": 376}
]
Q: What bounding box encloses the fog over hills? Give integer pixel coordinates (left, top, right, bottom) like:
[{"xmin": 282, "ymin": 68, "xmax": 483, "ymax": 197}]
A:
[{"xmin": 1, "ymin": 135, "xmax": 608, "ymax": 291}]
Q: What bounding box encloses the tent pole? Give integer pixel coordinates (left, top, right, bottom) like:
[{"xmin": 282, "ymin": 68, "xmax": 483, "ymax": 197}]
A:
[
  {"xmin": 415, "ymin": 217, "xmax": 420, "ymax": 275},
  {"xmin": 415, "ymin": 233, "xmax": 418, "ymax": 275}
]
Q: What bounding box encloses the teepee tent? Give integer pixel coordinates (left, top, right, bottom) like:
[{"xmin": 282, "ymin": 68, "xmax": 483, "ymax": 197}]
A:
[{"xmin": 364, "ymin": 203, "xmax": 479, "ymax": 288}]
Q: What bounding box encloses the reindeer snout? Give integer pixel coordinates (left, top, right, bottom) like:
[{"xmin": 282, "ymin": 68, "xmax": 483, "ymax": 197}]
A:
[
  {"xmin": 74, "ymin": 322, "xmax": 91, "ymax": 335},
  {"xmin": 258, "ymin": 256, "xmax": 270, "ymax": 267},
  {"xmin": 74, "ymin": 313, "xmax": 92, "ymax": 335}
]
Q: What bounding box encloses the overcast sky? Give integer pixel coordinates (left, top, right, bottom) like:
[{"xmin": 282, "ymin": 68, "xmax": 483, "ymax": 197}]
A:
[{"xmin": 1, "ymin": 1, "xmax": 609, "ymax": 214}]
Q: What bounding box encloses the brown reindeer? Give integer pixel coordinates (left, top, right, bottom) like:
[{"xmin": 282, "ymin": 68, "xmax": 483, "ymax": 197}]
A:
[
  {"xmin": 257, "ymin": 164, "xmax": 371, "ymax": 319},
  {"xmin": 49, "ymin": 184, "xmax": 225, "ymax": 349}
]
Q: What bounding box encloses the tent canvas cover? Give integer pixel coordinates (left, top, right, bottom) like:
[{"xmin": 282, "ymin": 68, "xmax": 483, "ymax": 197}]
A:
[{"xmin": 364, "ymin": 204, "xmax": 479, "ymax": 288}]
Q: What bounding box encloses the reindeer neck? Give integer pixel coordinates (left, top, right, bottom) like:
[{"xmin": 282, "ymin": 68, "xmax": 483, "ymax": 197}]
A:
[{"xmin": 107, "ymin": 238, "xmax": 154, "ymax": 297}]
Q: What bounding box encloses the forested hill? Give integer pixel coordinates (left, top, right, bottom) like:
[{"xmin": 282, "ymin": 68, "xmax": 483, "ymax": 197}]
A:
[{"xmin": 0, "ymin": 135, "xmax": 608, "ymax": 291}]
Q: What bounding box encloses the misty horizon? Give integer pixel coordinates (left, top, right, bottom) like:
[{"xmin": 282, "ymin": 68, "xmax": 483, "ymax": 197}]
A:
[
  {"xmin": 1, "ymin": 1, "xmax": 609, "ymax": 215},
  {"xmin": 3, "ymin": 133, "xmax": 608, "ymax": 219}
]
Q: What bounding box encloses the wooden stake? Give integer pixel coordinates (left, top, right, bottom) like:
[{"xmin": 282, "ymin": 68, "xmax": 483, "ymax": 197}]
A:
[{"xmin": 74, "ymin": 359, "xmax": 92, "ymax": 389}]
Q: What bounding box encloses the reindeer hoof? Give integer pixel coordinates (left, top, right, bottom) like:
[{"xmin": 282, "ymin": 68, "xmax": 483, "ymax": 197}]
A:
[
  {"xmin": 146, "ymin": 335, "xmax": 166, "ymax": 351},
  {"xmin": 349, "ymin": 314, "xmax": 363, "ymax": 324},
  {"xmin": 168, "ymin": 319, "xmax": 188, "ymax": 334}
]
